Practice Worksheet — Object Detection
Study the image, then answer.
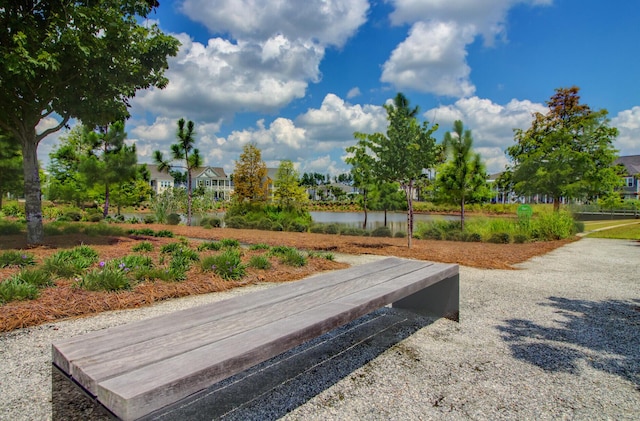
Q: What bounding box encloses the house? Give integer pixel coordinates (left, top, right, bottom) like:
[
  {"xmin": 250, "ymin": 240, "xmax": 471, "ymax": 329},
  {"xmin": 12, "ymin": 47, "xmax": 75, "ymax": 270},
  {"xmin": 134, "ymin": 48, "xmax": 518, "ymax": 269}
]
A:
[
  {"xmin": 614, "ymin": 155, "xmax": 640, "ymax": 199},
  {"xmin": 146, "ymin": 164, "xmax": 174, "ymax": 195},
  {"xmin": 192, "ymin": 166, "xmax": 232, "ymax": 200}
]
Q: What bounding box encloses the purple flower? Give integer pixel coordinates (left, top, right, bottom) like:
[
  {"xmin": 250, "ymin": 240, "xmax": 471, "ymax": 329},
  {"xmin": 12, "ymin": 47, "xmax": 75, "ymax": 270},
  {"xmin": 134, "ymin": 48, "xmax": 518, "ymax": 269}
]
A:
[
  {"xmin": 99, "ymin": 261, "xmax": 105, "ymax": 267},
  {"xmin": 119, "ymin": 263, "xmax": 126, "ymax": 269}
]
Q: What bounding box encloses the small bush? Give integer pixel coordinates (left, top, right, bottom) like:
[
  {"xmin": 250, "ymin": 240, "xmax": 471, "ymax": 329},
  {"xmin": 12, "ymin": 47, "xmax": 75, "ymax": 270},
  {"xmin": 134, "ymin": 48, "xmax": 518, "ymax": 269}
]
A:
[
  {"xmin": 324, "ymin": 223, "xmax": 340, "ymax": 235},
  {"xmin": 14, "ymin": 268, "xmax": 54, "ymax": 288},
  {"xmin": 201, "ymin": 249, "xmax": 246, "ymax": 280},
  {"xmin": 463, "ymin": 232, "xmax": 483, "ymax": 242},
  {"xmin": 43, "ymin": 246, "xmax": 99, "ymax": 278},
  {"xmin": 248, "ymin": 243, "xmax": 270, "ymax": 251},
  {"xmin": 160, "ymin": 243, "xmax": 183, "ymax": 254},
  {"xmin": 445, "ymin": 231, "xmax": 463, "ymax": 241},
  {"xmin": 166, "ymin": 213, "xmax": 181, "ymax": 225},
  {"xmin": 257, "ymin": 218, "xmax": 273, "ymax": 231},
  {"xmin": 394, "ymin": 231, "xmax": 406, "ymax": 238},
  {"xmin": 220, "ymin": 238, "xmax": 240, "ymax": 248},
  {"xmin": 308, "ymin": 251, "xmax": 335, "ymax": 261},
  {"xmin": 154, "ymin": 229, "xmax": 174, "ymax": 238},
  {"xmin": 87, "ymin": 213, "xmax": 103, "ymax": 223},
  {"xmin": 208, "ymin": 217, "xmax": 221, "ymax": 228},
  {"xmin": 340, "ymin": 227, "xmax": 368, "ymax": 236},
  {"xmin": 62, "ymin": 210, "xmax": 83, "ymax": 222},
  {"xmin": 371, "ymin": 226, "xmax": 392, "ymax": 237},
  {"xmin": 269, "ymin": 246, "xmax": 296, "ymax": 256},
  {"xmin": 197, "ymin": 241, "xmax": 223, "ymax": 251},
  {"xmin": 225, "ymin": 215, "xmax": 247, "ymax": 229},
  {"xmin": 0, "ymin": 251, "xmax": 36, "ymax": 268},
  {"xmin": 84, "ymin": 223, "xmax": 125, "ymax": 237},
  {"xmin": 513, "ymin": 234, "xmax": 529, "ymax": 244},
  {"xmin": 132, "ymin": 241, "xmax": 154, "ymax": 252},
  {"xmin": 0, "ymin": 278, "xmax": 40, "ymax": 303},
  {"xmin": 488, "ymin": 232, "xmax": 511, "ymax": 244},
  {"xmin": 286, "ymin": 220, "xmax": 308, "ymax": 232},
  {"xmin": 143, "ymin": 215, "xmax": 156, "ymax": 224},
  {"xmin": 279, "ymin": 248, "xmax": 307, "ymax": 267},
  {"xmin": 309, "ymin": 224, "xmax": 326, "ymax": 234},
  {"xmin": 270, "ymin": 222, "xmax": 284, "ymax": 231},
  {"xmin": 248, "ymin": 255, "xmax": 271, "ymax": 270},
  {"xmin": 573, "ymin": 221, "xmax": 585, "ymax": 234},
  {"xmin": 420, "ymin": 227, "xmax": 443, "ymax": 240},
  {"xmin": 76, "ymin": 267, "xmax": 131, "ymax": 292}
]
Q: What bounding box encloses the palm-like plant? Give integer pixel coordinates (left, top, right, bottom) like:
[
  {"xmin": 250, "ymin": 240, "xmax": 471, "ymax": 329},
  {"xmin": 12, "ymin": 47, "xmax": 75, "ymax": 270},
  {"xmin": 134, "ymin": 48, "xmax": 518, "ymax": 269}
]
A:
[{"xmin": 153, "ymin": 118, "xmax": 203, "ymax": 226}]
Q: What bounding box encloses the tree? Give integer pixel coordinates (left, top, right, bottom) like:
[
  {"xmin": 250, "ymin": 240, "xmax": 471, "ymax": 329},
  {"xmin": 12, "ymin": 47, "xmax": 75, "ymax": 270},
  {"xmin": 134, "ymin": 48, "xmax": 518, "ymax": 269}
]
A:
[
  {"xmin": 346, "ymin": 141, "xmax": 376, "ymax": 229},
  {"xmin": 273, "ymin": 160, "xmax": 308, "ymax": 211},
  {"xmin": 80, "ymin": 122, "xmax": 138, "ymax": 217},
  {"xmin": 369, "ymin": 182, "xmax": 406, "ymax": 227},
  {"xmin": 436, "ymin": 120, "xmax": 491, "ymax": 231},
  {"xmin": 0, "ymin": 131, "xmax": 24, "ymax": 209},
  {"xmin": 353, "ymin": 93, "xmax": 437, "ymax": 247},
  {"xmin": 507, "ymin": 86, "xmax": 620, "ymax": 211},
  {"xmin": 232, "ymin": 144, "xmax": 268, "ymax": 204},
  {"xmin": 0, "ymin": 1, "xmax": 180, "ymax": 244},
  {"xmin": 153, "ymin": 119, "xmax": 203, "ymax": 226}
]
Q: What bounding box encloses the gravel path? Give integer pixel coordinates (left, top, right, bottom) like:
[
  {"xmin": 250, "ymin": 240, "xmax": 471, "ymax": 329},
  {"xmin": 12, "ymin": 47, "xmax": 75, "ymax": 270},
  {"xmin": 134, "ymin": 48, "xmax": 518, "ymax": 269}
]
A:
[{"xmin": 0, "ymin": 238, "xmax": 638, "ymax": 420}]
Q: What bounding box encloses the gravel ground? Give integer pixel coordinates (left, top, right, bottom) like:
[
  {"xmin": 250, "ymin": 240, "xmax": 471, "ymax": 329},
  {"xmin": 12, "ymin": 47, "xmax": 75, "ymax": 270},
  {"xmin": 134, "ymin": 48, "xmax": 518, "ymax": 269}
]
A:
[{"xmin": 0, "ymin": 238, "xmax": 638, "ymax": 420}]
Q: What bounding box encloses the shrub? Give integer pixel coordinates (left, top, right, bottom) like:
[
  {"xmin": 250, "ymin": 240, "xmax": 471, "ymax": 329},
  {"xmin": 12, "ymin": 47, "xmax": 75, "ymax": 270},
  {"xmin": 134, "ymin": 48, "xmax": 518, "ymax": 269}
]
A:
[
  {"xmin": 143, "ymin": 215, "xmax": 156, "ymax": 224},
  {"xmin": 269, "ymin": 245, "xmax": 296, "ymax": 256},
  {"xmin": 463, "ymin": 232, "xmax": 483, "ymax": 242},
  {"xmin": 445, "ymin": 231, "xmax": 463, "ymax": 241},
  {"xmin": 197, "ymin": 241, "xmax": 223, "ymax": 251},
  {"xmin": 0, "ymin": 251, "xmax": 36, "ymax": 268},
  {"xmin": 279, "ymin": 248, "xmax": 307, "ymax": 267},
  {"xmin": 371, "ymin": 226, "xmax": 392, "ymax": 237},
  {"xmin": 531, "ymin": 211, "xmax": 575, "ymax": 240},
  {"xmin": 285, "ymin": 220, "xmax": 308, "ymax": 232},
  {"xmin": 43, "ymin": 246, "xmax": 99, "ymax": 278},
  {"xmin": 154, "ymin": 229, "xmax": 174, "ymax": 238},
  {"xmin": 248, "ymin": 255, "xmax": 271, "ymax": 270},
  {"xmin": 257, "ymin": 218, "xmax": 273, "ymax": 231},
  {"xmin": 62, "ymin": 210, "xmax": 83, "ymax": 222},
  {"xmin": 308, "ymin": 251, "xmax": 335, "ymax": 261},
  {"xmin": 270, "ymin": 222, "xmax": 284, "ymax": 231},
  {"xmin": 225, "ymin": 215, "xmax": 247, "ymax": 229},
  {"xmin": 112, "ymin": 255, "xmax": 154, "ymax": 272},
  {"xmin": 76, "ymin": 267, "xmax": 131, "ymax": 292},
  {"xmin": 84, "ymin": 223, "xmax": 125, "ymax": 237},
  {"xmin": 309, "ymin": 224, "xmax": 326, "ymax": 234},
  {"xmin": 324, "ymin": 223, "xmax": 340, "ymax": 235},
  {"xmin": 166, "ymin": 213, "xmax": 181, "ymax": 225},
  {"xmin": 573, "ymin": 221, "xmax": 585, "ymax": 234},
  {"xmin": 13, "ymin": 268, "xmax": 54, "ymax": 288},
  {"xmin": 394, "ymin": 231, "xmax": 406, "ymax": 238},
  {"xmin": 340, "ymin": 227, "xmax": 367, "ymax": 236},
  {"xmin": 2, "ymin": 202, "xmax": 24, "ymax": 217},
  {"xmin": 132, "ymin": 241, "xmax": 154, "ymax": 252},
  {"xmin": 513, "ymin": 234, "xmax": 529, "ymax": 244},
  {"xmin": 248, "ymin": 243, "xmax": 270, "ymax": 251},
  {"xmin": 0, "ymin": 278, "xmax": 40, "ymax": 303},
  {"xmin": 208, "ymin": 217, "xmax": 221, "ymax": 228},
  {"xmin": 87, "ymin": 213, "xmax": 103, "ymax": 222},
  {"xmin": 201, "ymin": 249, "xmax": 246, "ymax": 280},
  {"xmin": 488, "ymin": 232, "xmax": 511, "ymax": 244},
  {"xmin": 199, "ymin": 217, "xmax": 212, "ymax": 227},
  {"xmin": 420, "ymin": 227, "xmax": 443, "ymax": 240},
  {"xmin": 220, "ymin": 238, "xmax": 241, "ymax": 248}
]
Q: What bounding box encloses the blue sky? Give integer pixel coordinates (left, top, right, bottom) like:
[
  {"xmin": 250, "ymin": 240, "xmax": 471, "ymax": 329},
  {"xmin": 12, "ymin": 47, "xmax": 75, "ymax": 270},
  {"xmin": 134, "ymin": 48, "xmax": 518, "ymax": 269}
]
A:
[{"xmin": 38, "ymin": 0, "xmax": 640, "ymax": 176}]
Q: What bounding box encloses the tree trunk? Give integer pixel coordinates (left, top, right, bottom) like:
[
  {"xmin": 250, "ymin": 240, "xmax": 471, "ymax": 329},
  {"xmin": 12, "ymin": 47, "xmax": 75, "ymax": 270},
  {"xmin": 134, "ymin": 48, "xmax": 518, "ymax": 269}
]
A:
[
  {"xmin": 362, "ymin": 189, "xmax": 368, "ymax": 230},
  {"xmin": 553, "ymin": 197, "xmax": 561, "ymax": 212},
  {"xmin": 103, "ymin": 183, "xmax": 110, "ymax": 218},
  {"xmin": 384, "ymin": 207, "xmax": 388, "ymax": 227},
  {"xmin": 21, "ymin": 132, "xmax": 44, "ymax": 245},
  {"xmin": 404, "ymin": 180, "xmax": 414, "ymax": 248},
  {"xmin": 186, "ymin": 169, "xmax": 192, "ymax": 226},
  {"xmin": 460, "ymin": 197, "xmax": 465, "ymax": 232}
]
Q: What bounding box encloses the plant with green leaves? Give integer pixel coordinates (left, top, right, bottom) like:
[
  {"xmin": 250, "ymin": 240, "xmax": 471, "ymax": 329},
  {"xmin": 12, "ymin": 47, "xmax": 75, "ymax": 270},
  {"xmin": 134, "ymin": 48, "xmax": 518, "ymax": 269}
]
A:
[
  {"xmin": 76, "ymin": 267, "xmax": 131, "ymax": 292},
  {"xmin": 0, "ymin": 1, "xmax": 180, "ymax": 245},
  {"xmin": 154, "ymin": 119, "xmax": 203, "ymax": 226},
  {"xmin": 132, "ymin": 241, "xmax": 154, "ymax": 253},
  {"xmin": 43, "ymin": 246, "xmax": 99, "ymax": 278},
  {"xmin": 352, "ymin": 93, "xmax": 438, "ymax": 247},
  {"xmin": 436, "ymin": 120, "xmax": 492, "ymax": 231},
  {"xmin": 0, "ymin": 251, "xmax": 36, "ymax": 268},
  {"xmin": 0, "ymin": 278, "xmax": 40, "ymax": 303},
  {"xmin": 0, "ymin": 131, "xmax": 23, "ymax": 210},
  {"xmin": 248, "ymin": 255, "xmax": 271, "ymax": 270},
  {"xmin": 506, "ymin": 86, "xmax": 621, "ymax": 211},
  {"xmin": 273, "ymin": 160, "xmax": 309, "ymax": 211},
  {"xmin": 201, "ymin": 249, "xmax": 246, "ymax": 280}
]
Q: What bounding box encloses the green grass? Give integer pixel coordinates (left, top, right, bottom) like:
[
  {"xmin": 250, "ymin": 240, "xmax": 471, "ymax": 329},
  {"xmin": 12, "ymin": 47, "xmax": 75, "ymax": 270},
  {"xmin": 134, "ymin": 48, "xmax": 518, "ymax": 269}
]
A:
[
  {"xmin": 583, "ymin": 219, "xmax": 638, "ymax": 231},
  {"xmin": 585, "ymin": 222, "xmax": 640, "ymax": 239}
]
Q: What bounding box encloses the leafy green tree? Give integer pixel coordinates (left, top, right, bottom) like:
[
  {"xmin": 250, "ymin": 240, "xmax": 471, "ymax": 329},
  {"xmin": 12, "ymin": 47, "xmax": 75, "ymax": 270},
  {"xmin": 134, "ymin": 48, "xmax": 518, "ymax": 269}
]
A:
[
  {"xmin": 273, "ymin": 160, "xmax": 308, "ymax": 211},
  {"xmin": 80, "ymin": 122, "xmax": 138, "ymax": 217},
  {"xmin": 0, "ymin": 1, "xmax": 180, "ymax": 244},
  {"xmin": 0, "ymin": 131, "xmax": 24, "ymax": 209},
  {"xmin": 109, "ymin": 160, "xmax": 153, "ymax": 214},
  {"xmin": 153, "ymin": 119, "xmax": 203, "ymax": 226},
  {"xmin": 436, "ymin": 120, "xmax": 492, "ymax": 231},
  {"xmin": 232, "ymin": 144, "xmax": 268, "ymax": 204},
  {"xmin": 507, "ymin": 86, "xmax": 620, "ymax": 211},
  {"xmin": 346, "ymin": 141, "xmax": 376, "ymax": 228},
  {"xmin": 353, "ymin": 93, "xmax": 437, "ymax": 247},
  {"xmin": 369, "ymin": 182, "xmax": 406, "ymax": 226},
  {"xmin": 46, "ymin": 126, "xmax": 93, "ymax": 206}
]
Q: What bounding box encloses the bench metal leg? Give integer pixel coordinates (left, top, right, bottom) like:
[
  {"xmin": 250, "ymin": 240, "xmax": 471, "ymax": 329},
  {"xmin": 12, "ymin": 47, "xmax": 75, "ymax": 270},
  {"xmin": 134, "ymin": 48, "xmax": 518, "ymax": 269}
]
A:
[{"xmin": 392, "ymin": 274, "xmax": 459, "ymax": 322}]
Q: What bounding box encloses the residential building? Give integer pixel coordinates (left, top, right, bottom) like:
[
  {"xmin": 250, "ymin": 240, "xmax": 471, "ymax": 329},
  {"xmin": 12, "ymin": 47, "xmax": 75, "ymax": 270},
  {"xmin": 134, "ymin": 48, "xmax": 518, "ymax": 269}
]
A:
[
  {"xmin": 192, "ymin": 166, "xmax": 232, "ymax": 200},
  {"xmin": 614, "ymin": 155, "xmax": 640, "ymax": 199},
  {"xmin": 146, "ymin": 164, "xmax": 174, "ymax": 195}
]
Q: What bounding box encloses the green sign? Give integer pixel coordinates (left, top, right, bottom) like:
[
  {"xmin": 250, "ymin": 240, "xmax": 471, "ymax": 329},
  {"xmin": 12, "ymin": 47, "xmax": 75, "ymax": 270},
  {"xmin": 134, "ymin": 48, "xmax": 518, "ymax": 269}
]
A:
[{"xmin": 517, "ymin": 204, "xmax": 533, "ymax": 218}]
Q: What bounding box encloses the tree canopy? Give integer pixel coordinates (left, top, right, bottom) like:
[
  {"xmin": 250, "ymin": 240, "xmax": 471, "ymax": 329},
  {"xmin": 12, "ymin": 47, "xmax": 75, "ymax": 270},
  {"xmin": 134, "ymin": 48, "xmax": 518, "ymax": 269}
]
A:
[
  {"xmin": 0, "ymin": 131, "xmax": 23, "ymax": 209},
  {"xmin": 232, "ymin": 144, "xmax": 268, "ymax": 204},
  {"xmin": 352, "ymin": 93, "xmax": 438, "ymax": 247},
  {"xmin": 506, "ymin": 86, "xmax": 620, "ymax": 210},
  {"xmin": 436, "ymin": 120, "xmax": 491, "ymax": 231},
  {"xmin": 0, "ymin": 0, "xmax": 180, "ymax": 243},
  {"xmin": 273, "ymin": 160, "xmax": 308, "ymax": 211}
]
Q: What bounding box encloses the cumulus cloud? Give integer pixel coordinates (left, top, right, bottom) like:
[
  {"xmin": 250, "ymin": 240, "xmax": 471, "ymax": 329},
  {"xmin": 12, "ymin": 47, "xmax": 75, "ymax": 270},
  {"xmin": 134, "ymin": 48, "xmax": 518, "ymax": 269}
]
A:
[
  {"xmin": 611, "ymin": 106, "xmax": 640, "ymax": 156},
  {"xmin": 179, "ymin": 0, "xmax": 369, "ymax": 48},
  {"xmin": 382, "ymin": 0, "xmax": 551, "ymax": 97},
  {"xmin": 347, "ymin": 87, "xmax": 362, "ymax": 99},
  {"xmin": 131, "ymin": 33, "xmax": 321, "ymax": 122},
  {"xmin": 425, "ymin": 96, "xmax": 548, "ymax": 172}
]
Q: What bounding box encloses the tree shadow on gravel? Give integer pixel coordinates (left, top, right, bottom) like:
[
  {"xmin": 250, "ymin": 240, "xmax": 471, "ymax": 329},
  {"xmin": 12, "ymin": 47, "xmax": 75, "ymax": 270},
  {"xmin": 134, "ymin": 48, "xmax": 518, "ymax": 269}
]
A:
[{"xmin": 498, "ymin": 297, "xmax": 640, "ymax": 389}]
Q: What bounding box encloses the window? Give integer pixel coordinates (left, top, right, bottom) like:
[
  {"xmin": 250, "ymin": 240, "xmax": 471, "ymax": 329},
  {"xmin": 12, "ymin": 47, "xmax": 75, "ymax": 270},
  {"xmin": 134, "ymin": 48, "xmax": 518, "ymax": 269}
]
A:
[{"xmin": 625, "ymin": 177, "xmax": 634, "ymax": 187}]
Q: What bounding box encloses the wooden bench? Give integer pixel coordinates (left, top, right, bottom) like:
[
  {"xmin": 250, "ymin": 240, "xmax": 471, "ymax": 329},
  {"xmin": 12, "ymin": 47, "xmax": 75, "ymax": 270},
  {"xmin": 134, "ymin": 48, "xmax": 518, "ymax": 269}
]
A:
[{"xmin": 52, "ymin": 257, "xmax": 459, "ymax": 420}]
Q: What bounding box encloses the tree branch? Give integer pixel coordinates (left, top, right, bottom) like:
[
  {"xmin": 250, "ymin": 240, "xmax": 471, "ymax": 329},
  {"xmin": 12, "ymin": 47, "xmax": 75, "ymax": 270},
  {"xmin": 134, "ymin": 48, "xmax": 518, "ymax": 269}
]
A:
[{"xmin": 36, "ymin": 114, "xmax": 70, "ymax": 143}]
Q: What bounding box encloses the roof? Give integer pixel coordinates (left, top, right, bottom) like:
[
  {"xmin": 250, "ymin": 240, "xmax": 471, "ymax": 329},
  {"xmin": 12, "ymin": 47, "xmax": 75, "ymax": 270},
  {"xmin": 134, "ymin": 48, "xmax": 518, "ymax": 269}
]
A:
[
  {"xmin": 145, "ymin": 164, "xmax": 173, "ymax": 181},
  {"xmin": 614, "ymin": 155, "xmax": 640, "ymax": 176},
  {"xmin": 192, "ymin": 166, "xmax": 227, "ymax": 179}
]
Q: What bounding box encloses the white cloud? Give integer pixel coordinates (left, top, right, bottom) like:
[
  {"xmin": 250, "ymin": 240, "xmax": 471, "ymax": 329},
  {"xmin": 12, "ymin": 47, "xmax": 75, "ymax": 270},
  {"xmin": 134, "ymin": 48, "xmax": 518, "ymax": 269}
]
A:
[
  {"xmin": 36, "ymin": 117, "xmax": 72, "ymax": 166},
  {"xmin": 382, "ymin": 0, "xmax": 551, "ymax": 97},
  {"xmin": 426, "ymin": 96, "xmax": 548, "ymax": 172},
  {"xmin": 381, "ymin": 21, "xmax": 476, "ymax": 97},
  {"xmin": 131, "ymin": 33, "xmax": 321, "ymax": 122},
  {"xmin": 611, "ymin": 106, "xmax": 640, "ymax": 156},
  {"xmin": 179, "ymin": 0, "xmax": 369, "ymax": 48},
  {"xmin": 347, "ymin": 87, "xmax": 362, "ymax": 99}
]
